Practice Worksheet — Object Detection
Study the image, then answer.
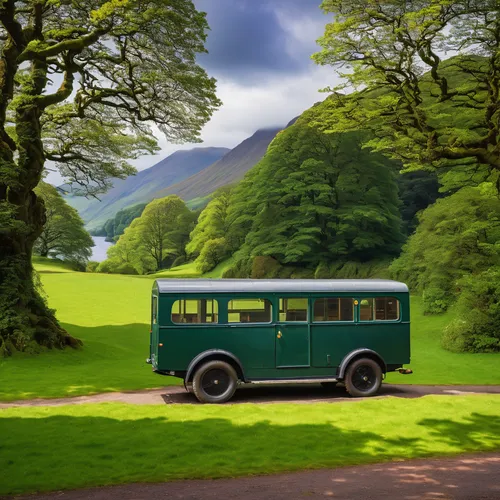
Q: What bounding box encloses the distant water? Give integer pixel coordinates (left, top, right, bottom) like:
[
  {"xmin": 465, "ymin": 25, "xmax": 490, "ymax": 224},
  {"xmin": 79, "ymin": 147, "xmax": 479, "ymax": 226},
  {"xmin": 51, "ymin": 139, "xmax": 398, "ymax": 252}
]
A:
[{"xmin": 91, "ymin": 236, "xmax": 113, "ymax": 262}]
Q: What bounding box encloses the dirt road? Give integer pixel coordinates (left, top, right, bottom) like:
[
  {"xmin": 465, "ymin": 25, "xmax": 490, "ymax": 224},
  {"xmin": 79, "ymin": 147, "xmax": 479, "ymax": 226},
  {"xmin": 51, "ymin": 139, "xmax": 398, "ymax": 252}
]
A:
[
  {"xmin": 1, "ymin": 383, "xmax": 500, "ymax": 408},
  {"xmin": 6, "ymin": 453, "xmax": 500, "ymax": 500}
]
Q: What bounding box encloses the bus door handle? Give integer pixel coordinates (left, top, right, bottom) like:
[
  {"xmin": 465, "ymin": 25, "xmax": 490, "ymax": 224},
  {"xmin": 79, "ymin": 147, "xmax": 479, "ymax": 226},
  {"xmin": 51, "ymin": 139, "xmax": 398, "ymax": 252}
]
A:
[{"xmin": 277, "ymin": 331, "xmax": 283, "ymax": 339}]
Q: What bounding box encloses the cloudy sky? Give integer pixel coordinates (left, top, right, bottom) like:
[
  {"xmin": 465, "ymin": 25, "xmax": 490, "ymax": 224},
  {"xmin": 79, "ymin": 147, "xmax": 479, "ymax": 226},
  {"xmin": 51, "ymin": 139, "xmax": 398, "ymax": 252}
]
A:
[{"xmin": 47, "ymin": 0, "xmax": 337, "ymax": 185}]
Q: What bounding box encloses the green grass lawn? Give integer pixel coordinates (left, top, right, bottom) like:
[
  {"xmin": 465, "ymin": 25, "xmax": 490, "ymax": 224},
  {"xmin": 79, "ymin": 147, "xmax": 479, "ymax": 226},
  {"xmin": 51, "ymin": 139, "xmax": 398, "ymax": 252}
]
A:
[
  {"xmin": 1, "ymin": 395, "xmax": 499, "ymax": 495},
  {"xmin": 0, "ymin": 257, "xmax": 499, "ymax": 402}
]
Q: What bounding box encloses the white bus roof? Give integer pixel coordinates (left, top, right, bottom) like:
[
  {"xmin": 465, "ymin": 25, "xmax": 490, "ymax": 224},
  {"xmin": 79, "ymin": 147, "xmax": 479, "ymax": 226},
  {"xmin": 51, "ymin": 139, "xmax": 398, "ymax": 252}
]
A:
[{"xmin": 154, "ymin": 279, "xmax": 409, "ymax": 294}]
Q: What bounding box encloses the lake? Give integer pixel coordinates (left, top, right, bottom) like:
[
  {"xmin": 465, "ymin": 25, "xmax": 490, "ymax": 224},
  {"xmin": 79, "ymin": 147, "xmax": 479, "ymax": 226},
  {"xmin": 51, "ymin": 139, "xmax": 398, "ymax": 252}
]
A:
[{"xmin": 91, "ymin": 236, "xmax": 113, "ymax": 262}]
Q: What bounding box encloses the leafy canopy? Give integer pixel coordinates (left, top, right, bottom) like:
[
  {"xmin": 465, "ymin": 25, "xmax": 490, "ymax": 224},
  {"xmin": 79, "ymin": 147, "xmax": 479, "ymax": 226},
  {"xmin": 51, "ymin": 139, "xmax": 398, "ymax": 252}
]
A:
[
  {"xmin": 313, "ymin": 0, "xmax": 500, "ymax": 177},
  {"xmin": 34, "ymin": 182, "xmax": 94, "ymax": 265},
  {"xmin": 226, "ymin": 106, "xmax": 404, "ymax": 270},
  {"xmin": 1, "ymin": 0, "xmax": 222, "ymax": 196},
  {"xmin": 391, "ymin": 183, "xmax": 500, "ymax": 313},
  {"xmin": 102, "ymin": 195, "xmax": 195, "ymax": 273}
]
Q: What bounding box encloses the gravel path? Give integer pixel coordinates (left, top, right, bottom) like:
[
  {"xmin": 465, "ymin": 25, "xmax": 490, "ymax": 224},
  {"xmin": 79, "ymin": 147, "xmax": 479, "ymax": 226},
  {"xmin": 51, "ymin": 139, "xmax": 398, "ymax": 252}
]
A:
[
  {"xmin": 1, "ymin": 383, "xmax": 500, "ymax": 408},
  {"xmin": 5, "ymin": 453, "xmax": 500, "ymax": 500}
]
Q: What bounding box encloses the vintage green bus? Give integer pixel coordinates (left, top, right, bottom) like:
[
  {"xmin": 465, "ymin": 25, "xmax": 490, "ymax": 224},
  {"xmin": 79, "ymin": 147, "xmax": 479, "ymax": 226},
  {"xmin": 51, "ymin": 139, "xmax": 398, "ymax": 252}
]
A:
[{"xmin": 148, "ymin": 279, "xmax": 411, "ymax": 403}]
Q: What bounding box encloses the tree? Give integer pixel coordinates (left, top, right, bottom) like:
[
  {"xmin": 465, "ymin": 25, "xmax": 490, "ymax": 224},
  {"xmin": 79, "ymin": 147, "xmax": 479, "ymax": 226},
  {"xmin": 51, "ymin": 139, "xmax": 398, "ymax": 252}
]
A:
[
  {"xmin": 97, "ymin": 203, "xmax": 147, "ymax": 242},
  {"xmin": 34, "ymin": 182, "xmax": 94, "ymax": 265},
  {"xmin": 226, "ymin": 108, "xmax": 404, "ymax": 272},
  {"xmin": 313, "ymin": 1, "xmax": 500, "ymax": 182},
  {"xmin": 186, "ymin": 186, "xmax": 232, "ymax": 271},
  {"xmin": 390, "ymin": 183, "xmax": 500, "ymax": 314},
  {"xmin": 102, "ymin": 195, "xmax": 194, "ymax": 273},
  {"xmin": 0, "ymin": 0, "xmax": 221, "ymax": 354},
  {"xmin": 442, "ymin": 267, "xmax": 500, "ymax": 353},
  {"xmin": 138, "ymin": 196, "xmax": 194, "ymax": 271}
]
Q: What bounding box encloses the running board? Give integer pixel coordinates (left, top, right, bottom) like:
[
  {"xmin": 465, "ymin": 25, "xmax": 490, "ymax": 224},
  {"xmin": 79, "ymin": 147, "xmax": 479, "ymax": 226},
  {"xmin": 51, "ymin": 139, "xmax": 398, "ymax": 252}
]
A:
[{"xmin": 247, "ymin": 378, "xmax": 339, "ymax": 385}]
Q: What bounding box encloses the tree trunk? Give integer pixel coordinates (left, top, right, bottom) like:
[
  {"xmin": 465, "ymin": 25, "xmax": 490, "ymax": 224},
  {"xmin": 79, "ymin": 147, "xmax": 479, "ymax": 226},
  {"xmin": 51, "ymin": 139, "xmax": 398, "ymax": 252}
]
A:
[
  {"xmin": 0, "ymin": 189, "xmax": 82, "ymax": 356},
  {"xmin": 0, "ymin": 82, "xmax": 81, "ymax": 356}
]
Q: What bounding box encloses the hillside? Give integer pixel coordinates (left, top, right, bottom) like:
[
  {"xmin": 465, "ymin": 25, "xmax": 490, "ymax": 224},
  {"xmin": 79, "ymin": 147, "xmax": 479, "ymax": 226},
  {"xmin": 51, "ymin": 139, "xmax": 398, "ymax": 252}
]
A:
[
  {"xmin": 152, "ymin": 127, "xmax": 282, "ymax": 202},
  {"xmin": 76, "ymin": 147, "xmax": 229, "ymax": 230}
]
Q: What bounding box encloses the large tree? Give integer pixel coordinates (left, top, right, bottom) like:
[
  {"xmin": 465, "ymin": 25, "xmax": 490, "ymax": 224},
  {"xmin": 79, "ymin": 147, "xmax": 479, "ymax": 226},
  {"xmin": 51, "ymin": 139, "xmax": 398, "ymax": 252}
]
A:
[
  {"xmin": 226, "ymin": 110, "xmax": 404, "ymax": 270},
  {"xmin": 313, "ymin": 0, "xmax": 500, "ymax": 181},
  {"xmin": 34, "ymin": 182, "xmax": 94, "ymax": 264},
  {"xmin": 105, "ymin": 195, "xmax": 194, "ymax": 273},
  {"xmin": 0, "ymin": 0, "xmax": 220, "ymax": 354}
]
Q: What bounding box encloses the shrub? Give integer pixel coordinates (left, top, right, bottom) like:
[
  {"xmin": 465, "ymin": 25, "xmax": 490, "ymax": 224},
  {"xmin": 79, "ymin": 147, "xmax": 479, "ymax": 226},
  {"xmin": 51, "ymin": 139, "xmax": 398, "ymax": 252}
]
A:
[
  {"xmin": 196, "ymin": 238, "xmax": 227, "ymax": 274},
  {"xmin": 86, "ymin": 261, "xmax": 99, "ymax": 273},
  {"xmin": 250, "ymin": 256, "xmax": 282, "ymax": 278},
  {"xmin": 390, "ymin": 184, "xmax": 500, "ymax": 314},
  {"xmin": 442, "ymin": 268, "xmax": 500, "ymax": 353}
]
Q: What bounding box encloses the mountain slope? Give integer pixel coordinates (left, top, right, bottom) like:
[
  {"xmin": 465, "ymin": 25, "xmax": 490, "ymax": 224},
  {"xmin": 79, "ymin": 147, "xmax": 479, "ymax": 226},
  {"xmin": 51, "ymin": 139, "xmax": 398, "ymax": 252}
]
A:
[
  {"xmin": 78, "ymin": 147, "xmax": 229, "ymax": 229},
  {"xmin": 152, "ymin": 128, "xmax": 281, "ymax": 202}
]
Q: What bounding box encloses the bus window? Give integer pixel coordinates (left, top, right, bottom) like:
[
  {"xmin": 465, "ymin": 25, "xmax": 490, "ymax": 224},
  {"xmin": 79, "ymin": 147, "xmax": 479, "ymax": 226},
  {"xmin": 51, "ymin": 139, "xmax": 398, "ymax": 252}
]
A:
[
  {"xmin": 152, "ymin": 296, "xmax": 158, "ymax": 325},
  {"xmin": 171, "ymin": 299, "xmax": 218, "ymax": 324},
  {"xmin": 279, "ymin": 298, "xmax": 308, "ymax": 322},
  {"xmin": 360, "ymin": 297, "xmax": 400, "ymax": 321},
  {"xmin": 313, "ymin": 298, "xmax": 354, "ymax": 322},
  {"xmin": 228, "ymin": 298, "xmax": 272, "ymax": 323}
]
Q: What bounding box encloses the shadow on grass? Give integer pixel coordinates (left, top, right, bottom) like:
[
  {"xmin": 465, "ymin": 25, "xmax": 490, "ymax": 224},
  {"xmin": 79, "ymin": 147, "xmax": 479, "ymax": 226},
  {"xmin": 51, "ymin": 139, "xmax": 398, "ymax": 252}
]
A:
[
  {"xmin": 1, "ymin": 411, "xmax": 499, "ymax": 496},
  {"xmin": 0, "ymin": 324, "xmax": 169, "ymax": 402}
]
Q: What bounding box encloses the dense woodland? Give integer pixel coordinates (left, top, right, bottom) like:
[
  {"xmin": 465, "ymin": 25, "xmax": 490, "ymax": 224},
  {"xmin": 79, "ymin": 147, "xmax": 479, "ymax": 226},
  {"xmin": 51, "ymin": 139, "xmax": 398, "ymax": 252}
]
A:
[{"xmin": 2, "ymin": 0, "xmax": 500, "ymax": 356}]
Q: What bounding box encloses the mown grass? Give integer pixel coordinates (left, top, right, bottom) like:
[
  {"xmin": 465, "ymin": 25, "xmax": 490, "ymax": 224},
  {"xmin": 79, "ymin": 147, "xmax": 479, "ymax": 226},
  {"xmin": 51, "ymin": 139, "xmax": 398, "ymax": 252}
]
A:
[
  {"xmin": 1, "ymin": 395, "xmax": 499, "ymax": 495},
  {"xmin": 0, "ymin": 257, "xmax": 499, "ymax": 402}
]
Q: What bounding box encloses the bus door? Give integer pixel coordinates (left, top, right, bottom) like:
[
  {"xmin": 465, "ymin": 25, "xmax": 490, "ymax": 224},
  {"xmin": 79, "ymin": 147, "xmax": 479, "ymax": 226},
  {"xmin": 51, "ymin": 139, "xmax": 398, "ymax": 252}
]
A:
[{"xmin": 275, "ymin": 297, "xmax": 310, "ymax": 368}]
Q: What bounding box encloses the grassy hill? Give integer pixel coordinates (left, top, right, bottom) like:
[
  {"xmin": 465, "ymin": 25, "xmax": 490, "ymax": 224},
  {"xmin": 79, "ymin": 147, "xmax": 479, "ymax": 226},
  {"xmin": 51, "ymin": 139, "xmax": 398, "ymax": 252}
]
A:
[
  {"xmin": 1, "ymin": 257, "xmax": 499, "ymax": 402},
  {"xmin": 72, "ymin": 147, "xmax": 230, "ymax": 231}
]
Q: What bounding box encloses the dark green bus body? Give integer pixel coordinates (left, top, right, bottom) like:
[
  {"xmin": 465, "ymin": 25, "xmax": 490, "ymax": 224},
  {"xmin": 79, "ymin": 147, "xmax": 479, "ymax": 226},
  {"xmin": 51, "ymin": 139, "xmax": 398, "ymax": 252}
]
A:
[{"xmin": 150, "ymin": 279, "xmax": 410, "ymax": 385}]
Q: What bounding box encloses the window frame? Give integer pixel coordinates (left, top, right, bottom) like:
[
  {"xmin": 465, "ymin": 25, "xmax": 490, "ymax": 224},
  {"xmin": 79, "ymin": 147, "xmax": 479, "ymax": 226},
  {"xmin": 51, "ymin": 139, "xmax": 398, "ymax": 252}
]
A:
[
  {"xmin": 227, "ymin": 297, "xmax": 273, "ymax": 325},
  {"xmin": 170, "ymin": 298, "xmax": 220, "ymax": 325},
  {"xmin": 278, "ymin": 297, "xmax": 309, "ymax": 323},
  {"xmin": 358, "ymin": 296, "xmax": 401, "ymax": 323},
  {"xmin": 312, "ymin": 297, "xmax": 356, "ymax": 323}
]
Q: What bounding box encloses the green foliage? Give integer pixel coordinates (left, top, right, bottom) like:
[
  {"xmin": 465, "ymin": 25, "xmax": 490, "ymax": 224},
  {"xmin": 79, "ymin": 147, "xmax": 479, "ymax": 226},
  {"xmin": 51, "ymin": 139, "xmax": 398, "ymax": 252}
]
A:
[
  {"xmin": 196, "ymin": 238, "xmax": 227, "ymax": 273},
  {"xmin": 397, "ymin": 172, "xmax": 443, "ymax": 234},
  {"xmin": 442, "ymin": 268, "xmax": 500, "ymax": 353},
  {"xmin": 187, "ymin": 187, "xmax": 233, "ymax": 272},
  {"xmin": 187, "ymin": 187, "xmax": 232, "ymax": 254},
  {"xmin": 391, "ymin": 184, "xmax": 500, "ymax": 313},
  {"xmin": 85, "ymin": 261, "xmax": 99, "ymax": 273},
  {"xmin": 250, "ymin": 256, "xmax": 283, "ymax": 279},
  {"xmin": 98, "ymin": 204, "xmax": 147, "ymax": 242},
  {"xmin": 313, "ymin": 1, "xmax": 500, "ymax": 177},
  {"xmin": 100, "ymin": 196, "xmax": 195, "ymax": 274},
  {"xmin": 226, "ymin": 108, "xmax": 404, "ymax": 272},
  {"xmin": 34, "ymin": 182, "xmax": 94, "ymax": 266}
]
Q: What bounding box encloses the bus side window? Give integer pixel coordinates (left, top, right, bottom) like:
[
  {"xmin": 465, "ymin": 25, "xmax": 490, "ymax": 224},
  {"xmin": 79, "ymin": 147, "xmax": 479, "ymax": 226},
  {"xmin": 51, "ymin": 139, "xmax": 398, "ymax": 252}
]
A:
[
  {"xmin": 360, "ymin": 297, "xmax": 400, "ymax": 321},
  {"xmin": 313, "ymin": 298, "xmax": 354, "ymax": 322},
  {"xmin": 279, "ymin": 298, "xmax": 308, "ymax": 322},
  {"xmin": 171, "ymin": 299, "xmax": 219, "ymax": 324},
  {"xmin": 228, "ymin": 299, "xmax": 272, "ymax": 323}
]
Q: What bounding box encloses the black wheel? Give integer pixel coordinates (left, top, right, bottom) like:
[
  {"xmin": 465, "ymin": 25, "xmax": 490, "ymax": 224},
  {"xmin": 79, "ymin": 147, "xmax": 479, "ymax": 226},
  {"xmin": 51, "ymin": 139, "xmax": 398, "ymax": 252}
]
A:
[
  {"xmin": 320, "ymin": 382, "xmax": 338, "ymax": 390},
  {"xmin": 192, "ymin": 360, "xmax": 238, "ymax": 404},
  {"xmin": 345, "ymin": 358, "xmax": 382, "ymax": 397}
]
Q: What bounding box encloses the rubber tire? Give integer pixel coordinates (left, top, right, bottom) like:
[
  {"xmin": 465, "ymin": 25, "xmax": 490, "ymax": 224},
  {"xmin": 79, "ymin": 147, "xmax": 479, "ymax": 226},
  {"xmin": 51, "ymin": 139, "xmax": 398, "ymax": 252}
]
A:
[
  {"xmin": 192, "ymin": 360, "xmax": 238, "ymax": 404},
  {"xmin": 320, "ymin": 382, "xmax": 338, "ymax": 390},
  {"xmin": 345, "ymin": 358, "xmax": 382, "ymax": 398}
]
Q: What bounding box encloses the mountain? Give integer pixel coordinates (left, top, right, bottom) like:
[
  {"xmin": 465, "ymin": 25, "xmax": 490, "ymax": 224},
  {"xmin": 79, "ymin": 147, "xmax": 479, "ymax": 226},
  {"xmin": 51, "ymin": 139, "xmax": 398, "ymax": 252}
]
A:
[
  {"xmin": 76, "ymin": 147, "xmax": 229, "ymax": 229},
  {"xmin": 151, "ymin": 127, "xmax": 282, "ymax": 204}
]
